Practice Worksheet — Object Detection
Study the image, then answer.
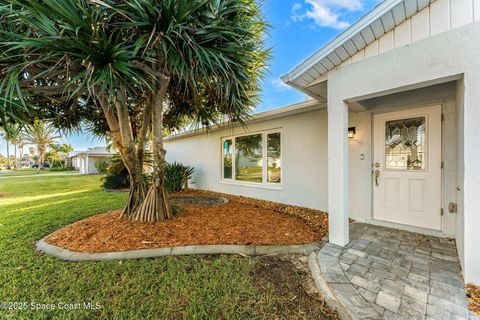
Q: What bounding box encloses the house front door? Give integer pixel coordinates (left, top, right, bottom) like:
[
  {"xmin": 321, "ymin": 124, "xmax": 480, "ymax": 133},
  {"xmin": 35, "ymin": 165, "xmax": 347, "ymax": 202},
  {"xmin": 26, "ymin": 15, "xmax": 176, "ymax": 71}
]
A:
[{"xmin": 373, "ymin": 105, "xmax": 442, "ymax": 230}]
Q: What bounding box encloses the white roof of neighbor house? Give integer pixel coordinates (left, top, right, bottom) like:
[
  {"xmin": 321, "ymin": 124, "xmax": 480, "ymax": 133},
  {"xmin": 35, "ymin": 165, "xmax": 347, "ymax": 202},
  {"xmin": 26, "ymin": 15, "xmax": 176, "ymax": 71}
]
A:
[
  {"xmin": 281, "ymin": 0, "xmax": 436, "ymax": 89},
  {"xmin": 70, "ymin": 146, "xmax": 115, "ymax": 157}
]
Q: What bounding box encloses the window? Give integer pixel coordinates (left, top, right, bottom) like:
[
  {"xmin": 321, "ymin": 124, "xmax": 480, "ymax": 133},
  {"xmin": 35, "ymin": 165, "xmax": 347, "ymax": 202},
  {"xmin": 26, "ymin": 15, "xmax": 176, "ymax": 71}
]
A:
[
  {"xmin": 223, "ymin": 139, "xmax": 233, "ymax": 179},
  {"xmin": 222, "ymin": 130, "xmax": 281, "ymax": 185},
  {"xmin": 235, "ymin": 134, "xmax": 263, "ymax": 182},
  {"xmin": 267, "ymin": 132, "xmax": 281, "ymax": 183},
  {"xmin": 385, "ymin": 117, "xmax": 426, "ymax": 170}
]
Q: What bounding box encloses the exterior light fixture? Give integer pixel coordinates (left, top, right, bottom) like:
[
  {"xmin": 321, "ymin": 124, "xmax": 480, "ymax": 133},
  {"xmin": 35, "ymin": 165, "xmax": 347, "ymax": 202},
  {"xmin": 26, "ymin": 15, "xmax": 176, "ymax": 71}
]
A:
[{"xmin": 348, "ymin": 127, "xmax": 356, "ymax": 139}]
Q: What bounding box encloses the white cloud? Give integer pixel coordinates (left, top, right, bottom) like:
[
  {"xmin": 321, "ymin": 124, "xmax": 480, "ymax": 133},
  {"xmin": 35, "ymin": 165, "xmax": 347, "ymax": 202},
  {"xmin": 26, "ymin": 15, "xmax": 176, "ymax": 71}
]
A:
[
  {"xmin": 272, "ymin": 78, "xmax": 291, "ymax": 92},
  {"xmin": 291, "ymin": 0, "xmax": 365, "ymax": 30}
]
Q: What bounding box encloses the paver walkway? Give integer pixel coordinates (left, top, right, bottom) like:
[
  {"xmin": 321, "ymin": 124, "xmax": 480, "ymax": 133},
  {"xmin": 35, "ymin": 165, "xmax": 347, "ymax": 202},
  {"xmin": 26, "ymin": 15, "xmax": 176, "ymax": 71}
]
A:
[{"xmin": 310, "ymin": 223, "xmax": 472, "ymax": 320}]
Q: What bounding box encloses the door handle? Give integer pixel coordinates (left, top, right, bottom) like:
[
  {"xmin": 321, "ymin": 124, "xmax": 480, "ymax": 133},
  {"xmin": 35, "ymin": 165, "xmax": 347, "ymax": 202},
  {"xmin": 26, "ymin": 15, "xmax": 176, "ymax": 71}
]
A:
[{"xmin": 374, "ymin": 169, "xmax": 380, "ymax": 187}]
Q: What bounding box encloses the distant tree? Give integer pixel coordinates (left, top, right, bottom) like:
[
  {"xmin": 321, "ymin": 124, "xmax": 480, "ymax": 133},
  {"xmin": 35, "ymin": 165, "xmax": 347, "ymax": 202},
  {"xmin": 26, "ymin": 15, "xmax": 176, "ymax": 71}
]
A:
[
  {"xmin": 8, "ymin": 124, "xmax": 23, "ymax": 169},
  {"xmin": 23, "ymin": 121, "xmax": 59, "ymax": 170},
  {"xmin": 49, "ymin": 143, "xmax": 74, "ymax": 168},
  {"xmin": 0, "ymin": 153, "xmax": 6, "ymax": 167},
  {"xmin": 0, "ymin": 129, "xmax": 11, "ymax": 169},
  {"xmin": 45, "ymin": 149, "xmax": 61, "ymax": 166}
]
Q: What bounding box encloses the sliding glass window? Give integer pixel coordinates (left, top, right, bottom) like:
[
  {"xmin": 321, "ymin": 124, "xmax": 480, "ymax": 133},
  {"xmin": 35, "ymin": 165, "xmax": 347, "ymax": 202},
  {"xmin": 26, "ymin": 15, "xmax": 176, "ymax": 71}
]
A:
[{"xmin": 222, "ymin": 130, "xmax": 281, "ymax": 185}]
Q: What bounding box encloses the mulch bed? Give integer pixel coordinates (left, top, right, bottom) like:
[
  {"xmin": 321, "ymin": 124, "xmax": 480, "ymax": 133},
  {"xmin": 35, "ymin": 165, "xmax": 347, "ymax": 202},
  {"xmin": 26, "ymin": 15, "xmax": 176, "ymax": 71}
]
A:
[
  {"xmin": 467, "ymin": 283, "xmax": 480, "ymax": 316},
  {"xmin": 190, "ymin": 190, "xmax": 329, "ymax": 239},
  {"xmin": 169, "ymin": 194, "xmax": 228, "ymax": 206},
  {"xmin": 46, "ymin": 190, "xmax": 327, "ymax": 253}
]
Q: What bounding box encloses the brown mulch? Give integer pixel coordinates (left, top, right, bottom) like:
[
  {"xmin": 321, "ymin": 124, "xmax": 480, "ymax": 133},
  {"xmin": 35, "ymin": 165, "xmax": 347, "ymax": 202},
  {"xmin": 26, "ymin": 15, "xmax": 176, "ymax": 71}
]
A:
[
  {"xmin": 170, "ymin": 194, "xmax": 227, "ymax": 206},
  {"xmin": 46, "ymin": 191, "xmax": 327, "ymax": 253},
  {"xmin": 467, "ymin": 283, "xmax": 480, "ymax": 316},
  {"xmin": 0, "ymin": 193, "xmax": 13, "ymax": 198},
  {"xmin": 189, "ymin": 190, "xmax": 329, "ymax": 239},
  {"xmin": 253, "ymin": 255, "xmax": 339, "ymax": 320}
]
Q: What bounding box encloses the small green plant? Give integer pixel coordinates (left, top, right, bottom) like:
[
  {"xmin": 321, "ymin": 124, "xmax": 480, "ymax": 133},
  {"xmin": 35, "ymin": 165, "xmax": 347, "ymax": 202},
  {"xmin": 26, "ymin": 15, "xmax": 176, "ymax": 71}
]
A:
[
  {"xmin": 95, "ymin": 159, "xmax": 111, "ymax": 175},
  {"xmin": 165, "ymin": 162, "xmax": 194, "ymax": 193}
]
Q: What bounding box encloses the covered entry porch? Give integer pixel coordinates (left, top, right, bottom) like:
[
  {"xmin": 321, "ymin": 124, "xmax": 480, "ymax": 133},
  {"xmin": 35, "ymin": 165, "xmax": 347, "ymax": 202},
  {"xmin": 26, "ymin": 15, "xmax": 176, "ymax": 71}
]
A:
[{"xmin": 313, "ymin": 23, "xmax": 480, "ymax": 286}]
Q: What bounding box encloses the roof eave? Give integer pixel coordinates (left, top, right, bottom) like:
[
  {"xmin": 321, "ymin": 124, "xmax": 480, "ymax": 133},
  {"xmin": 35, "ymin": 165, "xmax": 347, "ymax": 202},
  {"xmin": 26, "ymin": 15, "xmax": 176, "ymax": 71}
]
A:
[{"xmin": 281, "ymin": 0, "xmax": 405, "ymax": 87}]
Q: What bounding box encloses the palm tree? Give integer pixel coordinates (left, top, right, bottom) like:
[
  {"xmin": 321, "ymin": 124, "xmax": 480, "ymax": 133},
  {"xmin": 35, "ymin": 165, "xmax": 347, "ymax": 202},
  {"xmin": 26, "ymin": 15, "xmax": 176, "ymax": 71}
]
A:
[
  {"xmin": 8, "ymin": 124, "xmax": 23, "ymax": 169},
  {"xmin": 0, "ymin": 129, "xmax": 10, "ymax": 170},
  {"xmin": 18, "ymin": 137, "xmax": 25, "ymax": 168},
  {"xmin": 23, "ymin": 121, "xmax": 59, "ymax": 170},
  {"xmin": 0, "ymin": 0, "xmax": 269, "ymax": 222},
  {"xmin": 49, "ymin": 143, "xmax": 74, "ymax": 168}
]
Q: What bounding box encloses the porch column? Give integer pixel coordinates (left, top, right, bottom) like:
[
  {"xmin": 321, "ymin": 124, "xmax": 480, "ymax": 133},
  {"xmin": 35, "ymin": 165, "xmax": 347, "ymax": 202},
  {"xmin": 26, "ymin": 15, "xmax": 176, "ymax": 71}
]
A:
[
  {"xmin": 327, "ymin": 100, "xmax": 349, "ymax": 246},
  {"xmin": 463, "ymin": 75, "xmax": 480, "ymax": 284}
]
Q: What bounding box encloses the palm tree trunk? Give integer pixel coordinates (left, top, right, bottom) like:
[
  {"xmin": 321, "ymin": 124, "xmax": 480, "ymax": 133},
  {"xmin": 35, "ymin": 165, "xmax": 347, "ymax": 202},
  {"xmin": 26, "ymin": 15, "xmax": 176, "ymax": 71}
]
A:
[
  {"xmin": 13, "ymin": 143, "xmax": 17, "ymax": 169},
  {"xmin": 39, "ymin": 145, "xmax": 45, "ymax": 171},
  {"xmin": 19, "ymin": 146, "xmax": 23, "ymax": 169},
  {"xmin": 119, "ymin": 150, "xmax": 148, "ymax": 219},
  {"xmin": 131, "ymin": 75, "xmax": 171, "ymax": 222},
  {"xmin": 6, "ymin": 140, "xmax": 10, "ymax": 170}
]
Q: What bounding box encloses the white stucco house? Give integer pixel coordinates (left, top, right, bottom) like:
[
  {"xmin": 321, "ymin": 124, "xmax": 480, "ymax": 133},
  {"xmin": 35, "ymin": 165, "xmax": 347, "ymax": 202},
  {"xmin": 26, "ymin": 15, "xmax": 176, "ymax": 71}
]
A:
[
  {"xmin": 70, "ymin": 147, "xmax": 114, "ymax": 174},
  {"xmin": 165, "ymin": 0, "xmax": 480, "ymax": 285}
]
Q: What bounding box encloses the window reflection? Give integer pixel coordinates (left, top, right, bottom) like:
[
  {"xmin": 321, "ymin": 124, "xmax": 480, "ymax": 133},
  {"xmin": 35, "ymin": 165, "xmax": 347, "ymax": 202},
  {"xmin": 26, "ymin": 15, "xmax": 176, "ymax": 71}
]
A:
[
  {"xmin": 267, "ymin": 132, "xmax": 281, "ymax": 183},
  {"xmin": 223, "ymin": 139, "xmax": 233, "ymax": 179},
  {"xmin": 235, "ymin": 134, "xmax": 263, "ymax": 183}
]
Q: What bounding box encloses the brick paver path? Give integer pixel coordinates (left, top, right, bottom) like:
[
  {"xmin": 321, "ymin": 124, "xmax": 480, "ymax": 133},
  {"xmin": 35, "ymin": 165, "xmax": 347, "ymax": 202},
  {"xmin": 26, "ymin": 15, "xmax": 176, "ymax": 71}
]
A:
[{"xmin": 314, "ymin": 223, "xmax": 470, "ymax": 319}]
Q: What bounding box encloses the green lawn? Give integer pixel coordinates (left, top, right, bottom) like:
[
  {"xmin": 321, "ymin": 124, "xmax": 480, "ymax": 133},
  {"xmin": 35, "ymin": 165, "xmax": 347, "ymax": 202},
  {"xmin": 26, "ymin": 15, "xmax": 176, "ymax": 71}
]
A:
[
  {"xmin": 0, "ymin": 168, "xmax": 78, "ymax": 177},
  {"xmin": 0, "ymin": 175, "xmax": 269, "ymax": 319}
]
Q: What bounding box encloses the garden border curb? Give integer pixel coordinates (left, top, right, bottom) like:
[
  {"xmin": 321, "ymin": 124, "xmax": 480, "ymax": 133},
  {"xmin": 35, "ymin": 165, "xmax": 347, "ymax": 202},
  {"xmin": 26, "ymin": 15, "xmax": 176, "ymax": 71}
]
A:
[{"xmin": 36, "ymin": 237, "xmax": 321, "ymax": 261}]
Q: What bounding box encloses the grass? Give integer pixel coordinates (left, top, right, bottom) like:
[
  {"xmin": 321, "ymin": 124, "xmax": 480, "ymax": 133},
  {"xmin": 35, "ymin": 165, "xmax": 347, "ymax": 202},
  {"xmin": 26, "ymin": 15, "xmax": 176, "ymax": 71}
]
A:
[
  {"xmin": 0, "ymin": 168, "xmax": 78, "ymax": 177},
  {"xmin": 0, "ymin": 175, "xmax": 270, "ymax": 319}
]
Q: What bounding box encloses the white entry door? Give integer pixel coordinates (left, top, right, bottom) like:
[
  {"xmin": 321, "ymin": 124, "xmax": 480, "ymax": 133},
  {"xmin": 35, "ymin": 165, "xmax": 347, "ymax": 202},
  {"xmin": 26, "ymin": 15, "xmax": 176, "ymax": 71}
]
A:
[{"xmin": 373, "ymin": 105, "xmax": 442, "ymax": 230}]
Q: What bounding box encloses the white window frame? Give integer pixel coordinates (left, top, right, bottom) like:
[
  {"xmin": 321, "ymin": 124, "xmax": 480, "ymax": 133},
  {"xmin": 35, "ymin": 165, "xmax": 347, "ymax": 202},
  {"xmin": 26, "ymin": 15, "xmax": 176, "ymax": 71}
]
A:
[{"xmin": 221, "ymin": 129, "xmax": 282, "ymax": 190}]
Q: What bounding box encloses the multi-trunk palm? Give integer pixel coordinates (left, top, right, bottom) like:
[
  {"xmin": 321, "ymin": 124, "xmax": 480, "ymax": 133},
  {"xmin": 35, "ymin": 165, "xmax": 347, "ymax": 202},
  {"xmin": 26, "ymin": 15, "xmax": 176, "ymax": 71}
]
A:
[{"xmin": 0, "ymin": 0, "xmax": 269, "ymax": 222}]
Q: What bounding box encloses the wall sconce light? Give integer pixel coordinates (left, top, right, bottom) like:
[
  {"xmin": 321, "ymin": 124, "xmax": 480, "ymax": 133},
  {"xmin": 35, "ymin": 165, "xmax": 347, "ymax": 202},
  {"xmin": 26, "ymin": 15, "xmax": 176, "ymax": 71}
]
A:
[{"xmin": 348, "ymin": 127, "xmax": 356, "ymax": 139}]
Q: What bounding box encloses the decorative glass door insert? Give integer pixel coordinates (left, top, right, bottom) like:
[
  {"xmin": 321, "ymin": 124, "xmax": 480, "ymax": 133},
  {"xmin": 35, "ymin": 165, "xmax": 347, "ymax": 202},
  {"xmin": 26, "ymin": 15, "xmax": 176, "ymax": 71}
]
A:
[{"xmin": 384, "ymin": 116, "xmax": 426, "ymax": 170}]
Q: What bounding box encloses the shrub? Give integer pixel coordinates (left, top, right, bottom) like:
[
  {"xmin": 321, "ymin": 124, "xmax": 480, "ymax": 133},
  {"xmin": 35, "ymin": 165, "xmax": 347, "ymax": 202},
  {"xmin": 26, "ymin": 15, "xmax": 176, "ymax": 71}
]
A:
[
  {"xmin": 95, "ymin": 159, "xmax": 110, "ymax": 175},
  {"xmin": 49, "ymin": 166, "xmax": 75, "ymax": 172},
  {"xmin": 102, "ymin": 171, "xmax": 129, "ymax": 190},
  {"xmin": 165, "ymin": 162, "xmax": 194, "ymax": 193},
  {"xmin": 52, "ymin": 160, "xmax": 64, "ymax": 168}
]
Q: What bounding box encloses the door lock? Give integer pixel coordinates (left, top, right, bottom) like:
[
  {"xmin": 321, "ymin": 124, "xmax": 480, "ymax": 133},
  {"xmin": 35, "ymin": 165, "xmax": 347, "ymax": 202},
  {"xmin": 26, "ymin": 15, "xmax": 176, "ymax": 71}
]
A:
[{"xmin": 374, "ymin": 169, "xmax": 380, "ymax": 187}]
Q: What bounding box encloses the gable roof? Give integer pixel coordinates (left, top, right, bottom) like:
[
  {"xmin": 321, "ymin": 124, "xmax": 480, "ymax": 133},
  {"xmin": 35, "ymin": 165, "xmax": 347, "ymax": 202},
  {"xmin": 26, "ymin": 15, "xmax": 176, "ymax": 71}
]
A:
[{"xmin": 281, "ymin": 0, "xmax": 436, "ymax": 89}]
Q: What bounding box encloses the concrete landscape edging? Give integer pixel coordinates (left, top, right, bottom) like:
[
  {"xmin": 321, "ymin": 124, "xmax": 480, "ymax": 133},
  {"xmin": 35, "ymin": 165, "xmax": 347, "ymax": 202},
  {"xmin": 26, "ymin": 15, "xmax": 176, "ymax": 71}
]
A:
[{"xmin": 36, "ymin": 237, "xmax": 321, "ymax": 261}]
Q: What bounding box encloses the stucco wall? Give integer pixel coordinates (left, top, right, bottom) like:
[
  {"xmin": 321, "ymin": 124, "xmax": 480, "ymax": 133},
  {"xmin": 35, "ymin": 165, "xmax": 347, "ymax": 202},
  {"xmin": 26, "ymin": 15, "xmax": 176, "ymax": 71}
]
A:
[
  {"xmin": 165, "ymin": 108, "xmax": 373, "ymax": 223},
  {"xmin": 348, "ymin": 111, "xmax": 373, "ymax": 222},
  {"xmin": 166, "ymin": 109, "xmax": 329, "ymax": 211}
]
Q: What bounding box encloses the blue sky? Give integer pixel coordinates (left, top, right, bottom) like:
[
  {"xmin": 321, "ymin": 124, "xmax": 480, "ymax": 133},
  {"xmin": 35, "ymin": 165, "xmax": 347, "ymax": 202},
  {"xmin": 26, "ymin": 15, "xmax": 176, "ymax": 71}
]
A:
[{"xmin": 0, "ymin": 0, "xmax": 380, "ymax": 155}]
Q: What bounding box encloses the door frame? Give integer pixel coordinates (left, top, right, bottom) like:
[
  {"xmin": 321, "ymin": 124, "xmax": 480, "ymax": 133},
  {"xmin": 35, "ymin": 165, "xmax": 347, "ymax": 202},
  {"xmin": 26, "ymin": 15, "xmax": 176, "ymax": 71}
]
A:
[{"xmin": 369, "ymin": 103, "xmax": 444, "ymax": 233}]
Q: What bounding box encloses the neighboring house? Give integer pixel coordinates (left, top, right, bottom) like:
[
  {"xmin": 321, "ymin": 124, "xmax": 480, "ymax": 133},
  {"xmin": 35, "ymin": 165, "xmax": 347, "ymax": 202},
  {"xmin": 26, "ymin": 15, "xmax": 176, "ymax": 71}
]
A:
[
  {"xmin": 165, "ymin": 0, "xmax": 480, "ymax": 284},
  {"xmin": 70, "ymin": 147, "xmax": 114, "ymax": 174}
]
